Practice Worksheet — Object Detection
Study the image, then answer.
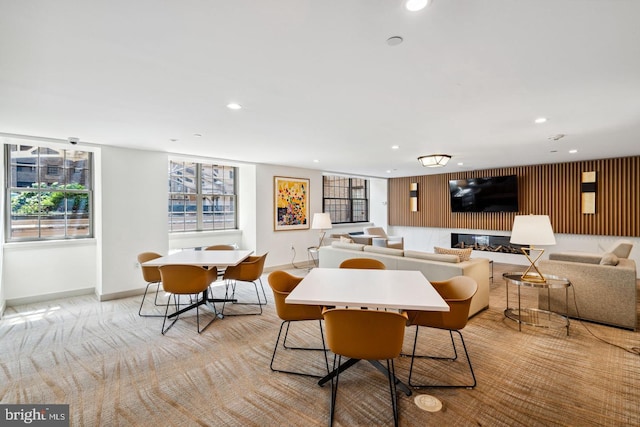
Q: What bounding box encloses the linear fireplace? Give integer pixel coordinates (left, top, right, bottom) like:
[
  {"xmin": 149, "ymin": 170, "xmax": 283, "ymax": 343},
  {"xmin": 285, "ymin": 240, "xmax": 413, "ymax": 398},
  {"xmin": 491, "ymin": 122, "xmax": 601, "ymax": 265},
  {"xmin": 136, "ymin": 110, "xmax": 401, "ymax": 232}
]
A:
[{"xmin": 451, "ymin": 233, "xmax": 525, "ymax": 254}]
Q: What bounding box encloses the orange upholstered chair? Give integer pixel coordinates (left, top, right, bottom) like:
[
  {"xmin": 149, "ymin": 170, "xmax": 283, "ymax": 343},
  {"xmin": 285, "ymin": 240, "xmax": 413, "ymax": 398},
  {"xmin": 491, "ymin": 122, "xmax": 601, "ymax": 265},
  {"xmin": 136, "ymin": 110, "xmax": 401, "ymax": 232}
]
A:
[
  {"xmin": 404, "ymin": 275, "xmax": 478, "ymax": 388},
  {"xmin": 268, "ymin": 271, "xmax": 328, "ymax": 378},
  {"xmin": 137, "ymin": 252, "xmax": 165, "ymax": 317},
  {"xmin": 221, "ymin": 253, "xmax": 268, "ymax": 315},
  {"xmin": 158, "ymin": 264, "xmax": 218, "ymax": 334},
  {"xmin": 323, "ymin": 308, "xmax": 408, "ymax": 426},
  {"xmin": 338, "ymin": 258, "xmax": 386, "ymax": 270}
]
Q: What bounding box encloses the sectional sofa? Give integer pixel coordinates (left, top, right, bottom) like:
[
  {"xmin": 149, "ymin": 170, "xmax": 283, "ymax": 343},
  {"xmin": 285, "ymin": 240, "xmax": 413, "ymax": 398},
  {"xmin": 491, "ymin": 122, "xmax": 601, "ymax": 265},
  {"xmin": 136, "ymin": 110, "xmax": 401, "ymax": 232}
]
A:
[
  {"xmin": 318, "ymin": 242, "xmax": 491, "ymax": 317},
  {"xmin": 539, "ymin": 251, "xmax": 637, "ymax": 330}
]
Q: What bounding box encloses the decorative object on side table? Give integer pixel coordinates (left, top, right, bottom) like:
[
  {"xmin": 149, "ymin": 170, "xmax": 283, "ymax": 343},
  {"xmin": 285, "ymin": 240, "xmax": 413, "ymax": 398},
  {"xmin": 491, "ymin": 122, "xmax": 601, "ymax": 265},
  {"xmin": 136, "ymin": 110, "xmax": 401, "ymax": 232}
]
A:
[
  {"xmin": 509, "ymin": 214, "xmax": 556, "ymax": 283},
  {"xmin": 311, "ymin": 213, "xmax": 332, "ymax": 247}
]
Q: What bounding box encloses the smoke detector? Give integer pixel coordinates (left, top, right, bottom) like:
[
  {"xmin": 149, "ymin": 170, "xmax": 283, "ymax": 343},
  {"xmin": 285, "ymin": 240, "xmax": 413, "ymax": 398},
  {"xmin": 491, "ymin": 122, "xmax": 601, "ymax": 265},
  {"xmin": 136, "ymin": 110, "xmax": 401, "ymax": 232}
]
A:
[{"xmin": 548, "ymin": 134, "xmax": 566, "ymax": 141}]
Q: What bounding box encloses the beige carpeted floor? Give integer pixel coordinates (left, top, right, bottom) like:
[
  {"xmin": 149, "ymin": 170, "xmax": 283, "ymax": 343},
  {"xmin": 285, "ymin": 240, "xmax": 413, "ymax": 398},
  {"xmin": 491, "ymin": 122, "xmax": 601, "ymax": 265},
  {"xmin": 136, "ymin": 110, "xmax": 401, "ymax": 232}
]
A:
[{"xmin": 1, "ymin": 263, "xmax": 639, "ymax": 426}]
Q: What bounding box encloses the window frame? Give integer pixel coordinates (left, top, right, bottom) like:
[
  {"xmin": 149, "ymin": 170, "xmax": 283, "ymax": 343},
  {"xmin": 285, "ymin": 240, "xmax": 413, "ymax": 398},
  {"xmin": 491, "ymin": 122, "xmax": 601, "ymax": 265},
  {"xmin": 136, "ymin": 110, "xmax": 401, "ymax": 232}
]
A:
[
  {"xmin": 5, "ymin": 143, "xmax": 94, "ymax": 242},
  {"xmin": 168, "ymin": 159, "xmax": 238, "ymax": 232},
  {"xmin": 322, "ymin": 175, "xmax": 369, "ymax": 224}
]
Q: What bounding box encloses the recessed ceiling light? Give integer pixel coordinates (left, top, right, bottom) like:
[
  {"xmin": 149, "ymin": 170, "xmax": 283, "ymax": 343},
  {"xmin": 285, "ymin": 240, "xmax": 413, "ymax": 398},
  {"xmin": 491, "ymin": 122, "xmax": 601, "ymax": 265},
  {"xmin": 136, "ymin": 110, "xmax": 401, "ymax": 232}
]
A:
[
  {"xmin": 193, "ymin": 133, "xmax": 202, "ymax": 137},
  {"xmin": 386, "ymin": 170, "xmax": 392, "ymax": 174},
  {"xmin": 404, "ymin": 0, "xmax": 430, "ymax": 12},
  {"xmin": 569, "ymin": 149, "xmax": 578, "ymax": 154},
  {"xmin": 391, "ymin": 145, "xmax": 400, "ymax": 150},
  {"xmin": 313, "ymin": 159, "xmax": 319, "ymax": 163},
  {"xmin": 227, "ymin": 103, "xmax": 242, "ymax": 110},
  {"xmin": 386, "ymin": 36, "xmax": 403, "ymax": 46},
  {"xmin": 457, "ymin": 162, "xmax": 464, "ymax": 166},
  {"xmin": 534, "ymin": 117, "xmax": 547, "ymax": 124}
]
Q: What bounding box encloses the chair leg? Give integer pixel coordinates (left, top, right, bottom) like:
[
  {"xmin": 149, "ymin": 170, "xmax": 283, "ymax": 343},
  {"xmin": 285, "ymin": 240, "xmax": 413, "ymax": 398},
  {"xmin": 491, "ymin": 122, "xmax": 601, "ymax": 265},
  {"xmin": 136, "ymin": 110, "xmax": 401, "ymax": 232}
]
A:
[
  {"xmin": 161, "ymin": 294, "xmax": 179, "ymax": 335},
  {"xmin": 386, "ymin": 359, "xmax": 399, "ymax": 427},
  {"xmin": 221, "ymin": 279, "xmax": 263, "ymax": 316},
  {"xmin": 283, "ymin": 320, "xmax": 326, "ymax": 351},
  {"xmin": 329, "ymin": 354, "xmax": 341, "ymax": 427},
  {"xmin": 139, "ymin": 282, "xmax": 165, "ymax": 317},
  {"xmin": 270, "ymin": 320, "xmax": 327, "ymax": 378},
  {"xmin": 407, "ymin": 326, "xmax": 476, "ymax": 389}
]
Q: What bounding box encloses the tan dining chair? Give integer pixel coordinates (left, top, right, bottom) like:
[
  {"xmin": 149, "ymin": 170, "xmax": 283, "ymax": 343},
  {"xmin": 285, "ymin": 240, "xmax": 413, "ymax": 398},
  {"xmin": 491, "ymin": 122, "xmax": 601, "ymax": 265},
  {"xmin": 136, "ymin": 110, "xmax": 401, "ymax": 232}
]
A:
[
  {"xmin": 338, "ymin": 258, "xmax": 386, "ymax": 270},
  {"xmin": 158, "ymin": 264, "xmax": 218, "ymax": 334},
  {"xmin": 137, "ymin": 252, "xmax": 165, "ymax": 317},
  {"xmin": 339, "ymin": 258, "xmax": 385, "ymax": 309},
  {"xmin": 204, "ymin": 244, "xmax": 236, "ymax": 279},
  {"xmin": 221, "ymin": 253, "xmax": 268, "ymax": 315},
  {"xmin": 323, "ymin": 308, "xmax": 408, "ymax": 427},
  {"xmin": 268, "ymin": 271, "xmax": 329, "ymax": 378},
  {"xmin": 404, "ymin": 275, "xmax": 478, "ymax": 388}
]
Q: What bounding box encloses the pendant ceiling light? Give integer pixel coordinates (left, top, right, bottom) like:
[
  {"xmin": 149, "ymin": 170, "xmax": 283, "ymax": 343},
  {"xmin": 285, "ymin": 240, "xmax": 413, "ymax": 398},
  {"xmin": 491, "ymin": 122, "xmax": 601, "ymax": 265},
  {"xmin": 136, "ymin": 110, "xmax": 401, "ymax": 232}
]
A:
[{"xmin": 417, "ymin": 154, "xmax": 451, "ymax": 167}]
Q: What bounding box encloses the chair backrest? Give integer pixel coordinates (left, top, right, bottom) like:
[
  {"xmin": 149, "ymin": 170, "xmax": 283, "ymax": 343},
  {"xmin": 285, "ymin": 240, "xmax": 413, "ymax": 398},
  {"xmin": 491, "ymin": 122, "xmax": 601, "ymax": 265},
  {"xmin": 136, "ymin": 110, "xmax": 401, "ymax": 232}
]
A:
[
  {"xmin": 137, "ymin": 252, "xmax": 162, "ymax": 283},
  {"xmin": 268, "ymin": 270, "xmax": 323, "ymax": 321},
  {"xmin": 607, "ymin": 240, "xmax": 633, "ymax": 259},
  {"xmin": 224, "ymin": 253, "xmax": 268, "ymax": 281},
  {"xmin": 158, "ymin": 265, "xmax": 217, "ymax": 294},
  {"xmin": 323, "ymin": 308, "xmax": 407, "ymax": 360},
  {"xmin": 339, "ymin": 258, "xmax": 386, "ymax": 270},
  {"xmin": 205, "ymin": 244, "xmax": 235, "ymax": 250},
  {"xmin": 406, "ymin": 276, "xmax": 478, "ymax": 331},
  {"xmin": 363, "ymin": 226, "xmax": 388, "ymax": 238}
]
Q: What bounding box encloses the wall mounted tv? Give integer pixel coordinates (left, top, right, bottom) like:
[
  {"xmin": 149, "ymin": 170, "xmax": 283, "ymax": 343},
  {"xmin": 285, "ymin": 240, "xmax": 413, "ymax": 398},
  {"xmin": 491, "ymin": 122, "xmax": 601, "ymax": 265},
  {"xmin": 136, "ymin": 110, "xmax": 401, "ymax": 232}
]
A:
[{"xmin": 449, "ymin": 175, "xmax": 519, "ymax": 213}]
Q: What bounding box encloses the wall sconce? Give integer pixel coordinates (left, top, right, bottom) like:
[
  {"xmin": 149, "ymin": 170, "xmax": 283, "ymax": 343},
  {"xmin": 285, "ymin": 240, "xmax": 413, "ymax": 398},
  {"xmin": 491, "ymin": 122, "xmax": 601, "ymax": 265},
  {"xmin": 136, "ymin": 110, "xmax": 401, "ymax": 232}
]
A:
[
  {"xmin": 410, "ymin": 182, "xmax": 418, "ymax": 212},
  {"xmin": 581, "ymin": 171, "xmax": 596, "ymax": 214}
]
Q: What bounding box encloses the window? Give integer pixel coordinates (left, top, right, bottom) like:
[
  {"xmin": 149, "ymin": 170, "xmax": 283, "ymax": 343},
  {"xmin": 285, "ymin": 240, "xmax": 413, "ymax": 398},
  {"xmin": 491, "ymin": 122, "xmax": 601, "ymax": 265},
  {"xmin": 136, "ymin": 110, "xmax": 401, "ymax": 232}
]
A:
[
  {"xmin": 168, "ymin": 160, "xmax": 237, "ymax": 232},
  {"xmin": 323, "ymin": 175, "xmax": 369, "ymax": 224},
  {"xmin": 6, "ymin": 144, "xmax": 93, "ymax": 241}
]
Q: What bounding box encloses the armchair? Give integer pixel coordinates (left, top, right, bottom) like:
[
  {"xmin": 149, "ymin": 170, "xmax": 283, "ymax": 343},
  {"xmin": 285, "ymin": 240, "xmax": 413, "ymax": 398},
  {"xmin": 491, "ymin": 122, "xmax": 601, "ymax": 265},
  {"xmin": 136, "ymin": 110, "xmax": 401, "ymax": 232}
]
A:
[{"xmin": 363, "ymin": 227, "xmax": 404, "ymax": 250}]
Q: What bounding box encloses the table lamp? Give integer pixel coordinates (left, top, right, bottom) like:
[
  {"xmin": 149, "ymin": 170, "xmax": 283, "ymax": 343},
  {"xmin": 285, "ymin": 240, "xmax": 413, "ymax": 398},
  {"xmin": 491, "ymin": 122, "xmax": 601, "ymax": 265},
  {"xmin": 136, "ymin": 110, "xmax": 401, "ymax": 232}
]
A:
[
  {"xmin": 509, "ymin": 214, "xmax": 556, "ymax": 283},
  {"xmin": 311, "ymin": 213, "xmax": 332, "ymax": 247}
]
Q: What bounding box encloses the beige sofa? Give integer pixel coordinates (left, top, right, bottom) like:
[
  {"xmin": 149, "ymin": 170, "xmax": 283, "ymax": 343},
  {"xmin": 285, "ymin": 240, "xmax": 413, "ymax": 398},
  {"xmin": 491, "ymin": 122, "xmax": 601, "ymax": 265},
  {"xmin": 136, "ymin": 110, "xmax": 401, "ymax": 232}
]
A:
[
  {"xmin": 538, "ymin": 253, "xmax": 637, "ymax": 330},
  {"xmin": 318, "ymin": 242, "xmax": 491, "ymax": 317}
]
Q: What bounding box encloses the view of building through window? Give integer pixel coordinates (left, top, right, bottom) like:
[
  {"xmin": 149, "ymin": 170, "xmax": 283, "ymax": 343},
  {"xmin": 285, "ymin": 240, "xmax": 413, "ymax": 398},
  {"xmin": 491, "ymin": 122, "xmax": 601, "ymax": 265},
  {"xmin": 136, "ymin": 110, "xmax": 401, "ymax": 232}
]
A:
[
  {"xmin": 322, "ymin": 175, "xmax": 369, "ymax": 224},
  {"xmin": 6, "ymin": 144, "xmax": 92, "ymax": 241},
  {"xmin": 168, "ymin": 160, "xmax": 237, "ymax": 232}
]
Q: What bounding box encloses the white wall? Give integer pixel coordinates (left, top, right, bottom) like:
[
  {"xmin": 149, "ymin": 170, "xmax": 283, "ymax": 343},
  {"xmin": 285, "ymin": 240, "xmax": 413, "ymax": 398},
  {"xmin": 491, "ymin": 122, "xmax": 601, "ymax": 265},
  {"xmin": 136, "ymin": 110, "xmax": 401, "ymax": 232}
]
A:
[
  {"xmin": 390, "ymin": 225, "xmax": 640, "ymax": 277},
  {"xmin": 98, "ymin": 146, "xmax": 168, "ymax": 298}
]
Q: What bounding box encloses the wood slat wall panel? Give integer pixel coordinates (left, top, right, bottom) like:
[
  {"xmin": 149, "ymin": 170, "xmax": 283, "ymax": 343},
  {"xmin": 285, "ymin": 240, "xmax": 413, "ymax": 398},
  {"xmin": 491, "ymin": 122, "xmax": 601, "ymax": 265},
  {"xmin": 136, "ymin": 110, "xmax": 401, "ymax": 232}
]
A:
[{"xmin": 388, "ymin": 156, "xmax": 640, "ymax": 237}]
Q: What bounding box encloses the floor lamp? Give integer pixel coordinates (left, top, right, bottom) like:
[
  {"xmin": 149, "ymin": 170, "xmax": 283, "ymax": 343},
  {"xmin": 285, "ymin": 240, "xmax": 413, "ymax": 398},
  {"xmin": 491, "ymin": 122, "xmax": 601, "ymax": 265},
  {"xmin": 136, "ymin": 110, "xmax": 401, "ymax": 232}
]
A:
[
  {"xmin": 509, "ymin": 215, "xmax": 556, "ymax": 283},
  {"xmin": 311, "ymin": 213, "xmax": 332, "ymax": 248}
]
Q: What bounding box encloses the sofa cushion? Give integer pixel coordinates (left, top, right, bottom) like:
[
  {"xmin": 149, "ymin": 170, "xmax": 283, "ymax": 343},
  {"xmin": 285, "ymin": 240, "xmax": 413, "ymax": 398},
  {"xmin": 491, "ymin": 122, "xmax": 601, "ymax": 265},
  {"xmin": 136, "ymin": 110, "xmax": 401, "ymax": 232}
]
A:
[
  {"xmin": 434, "ymin": 246, "xmax": 472, "ymax": 262},
  {"xmin": 331, "ymin": 241, "xmax": 365, "ymax": 251},
  {"xmin": 549, "ymin": 252, "xmax": 602, "ymax": 264},
  {"xmin": 607, "ymin": 240, "xmax": 633, "ymax": 259},
  {"xmin": 363, "ymin": 245, "xmax": 404, "ymax": 257},
  {"xmin": 404, "ymin": 250, "xmax": 460, "ymax": 263},
  {"xmin": 600, "ymin": 252, "xmax": 620, "ymax": 266}
]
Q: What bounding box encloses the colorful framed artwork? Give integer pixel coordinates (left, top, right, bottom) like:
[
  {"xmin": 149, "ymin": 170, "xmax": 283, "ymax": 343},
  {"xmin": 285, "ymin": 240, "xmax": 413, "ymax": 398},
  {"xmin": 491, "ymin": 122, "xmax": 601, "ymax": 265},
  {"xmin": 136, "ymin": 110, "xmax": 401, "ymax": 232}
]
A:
[{"xmin": 274, "ymin": 176, "xmax": 309, "ymax": 231}]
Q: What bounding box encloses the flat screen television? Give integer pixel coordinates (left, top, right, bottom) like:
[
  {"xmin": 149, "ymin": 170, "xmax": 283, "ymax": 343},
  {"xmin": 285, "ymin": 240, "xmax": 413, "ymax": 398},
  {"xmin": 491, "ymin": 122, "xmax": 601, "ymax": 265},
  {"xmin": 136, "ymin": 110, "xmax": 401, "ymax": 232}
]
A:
[{"xmin": 449, "ymin": 175, "xmax": 519, "ymax": 213}]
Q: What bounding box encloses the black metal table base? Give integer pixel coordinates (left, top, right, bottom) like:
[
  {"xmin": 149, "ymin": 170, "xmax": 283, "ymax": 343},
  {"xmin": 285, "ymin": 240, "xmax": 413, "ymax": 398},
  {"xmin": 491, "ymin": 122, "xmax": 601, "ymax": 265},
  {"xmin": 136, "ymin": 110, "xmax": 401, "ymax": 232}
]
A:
[{"xmin": 317, "ymin": 358, "xmax": 412, "ymax": 396}]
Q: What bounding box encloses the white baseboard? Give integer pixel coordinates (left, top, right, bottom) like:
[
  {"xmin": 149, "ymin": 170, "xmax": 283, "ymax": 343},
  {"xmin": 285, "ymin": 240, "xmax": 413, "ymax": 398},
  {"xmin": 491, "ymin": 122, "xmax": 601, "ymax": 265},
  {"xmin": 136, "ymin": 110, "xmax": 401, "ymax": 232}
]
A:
[{"xmin": 6, "ymin": 287, "xmax": 95, "ymax": 307}]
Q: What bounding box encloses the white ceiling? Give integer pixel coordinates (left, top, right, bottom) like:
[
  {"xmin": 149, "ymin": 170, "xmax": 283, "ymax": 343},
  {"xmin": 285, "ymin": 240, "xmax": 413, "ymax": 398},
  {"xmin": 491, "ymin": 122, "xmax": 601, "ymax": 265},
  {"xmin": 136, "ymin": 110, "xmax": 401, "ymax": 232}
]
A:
[{"xmin": 2, "ymin": 0, "xmax": 640, "ymax": 178}]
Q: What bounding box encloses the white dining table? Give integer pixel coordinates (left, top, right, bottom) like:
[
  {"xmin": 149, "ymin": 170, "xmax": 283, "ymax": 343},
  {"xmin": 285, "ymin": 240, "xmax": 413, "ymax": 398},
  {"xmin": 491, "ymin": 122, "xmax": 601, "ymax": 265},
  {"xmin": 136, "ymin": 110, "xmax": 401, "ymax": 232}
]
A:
[
  {"xmin": 141, "ymin": 249, "xmax": 253, "ymax": 268},
  {"xmin": 142, "ymin": 249, "xmax": 253, "ymax": 318},
  {"xmin": 286, "ymin": 267, "xmax": 449, "ymax": 396}
]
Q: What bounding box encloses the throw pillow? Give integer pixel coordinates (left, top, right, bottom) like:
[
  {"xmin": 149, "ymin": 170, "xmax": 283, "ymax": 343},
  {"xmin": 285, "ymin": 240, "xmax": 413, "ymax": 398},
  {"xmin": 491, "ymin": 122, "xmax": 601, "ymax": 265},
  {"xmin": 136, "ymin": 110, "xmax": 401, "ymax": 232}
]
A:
[
  {"xmin": 600, "ymin": 252, "xmax": 620, "ymax": 266},
  {"xmin": 340, "ymin": 236, "xmax": 354, "ymax": 243},
  {"xmin": 434, "ymin": 246, "xmax": 472, "ymax": 262}
]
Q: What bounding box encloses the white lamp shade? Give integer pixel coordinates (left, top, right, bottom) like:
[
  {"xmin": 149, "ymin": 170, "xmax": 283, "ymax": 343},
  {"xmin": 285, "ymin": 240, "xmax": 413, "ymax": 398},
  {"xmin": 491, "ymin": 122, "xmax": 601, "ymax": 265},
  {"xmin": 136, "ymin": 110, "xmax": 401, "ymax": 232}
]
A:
[
  {"xmin": 311, "ymin": 213, "xmax": 332, "ymax": 230},
  {"xmin": 510, "ymin": 215, "xmax": 556, "ymax": 245}
]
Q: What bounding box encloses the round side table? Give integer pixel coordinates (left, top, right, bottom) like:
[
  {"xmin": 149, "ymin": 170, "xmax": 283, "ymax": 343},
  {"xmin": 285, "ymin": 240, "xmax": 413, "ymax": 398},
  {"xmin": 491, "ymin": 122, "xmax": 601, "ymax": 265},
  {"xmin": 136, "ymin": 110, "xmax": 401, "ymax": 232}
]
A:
[{"xmin": 503, "ymin": 272, "xmax": 571, "ymax": 335}]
